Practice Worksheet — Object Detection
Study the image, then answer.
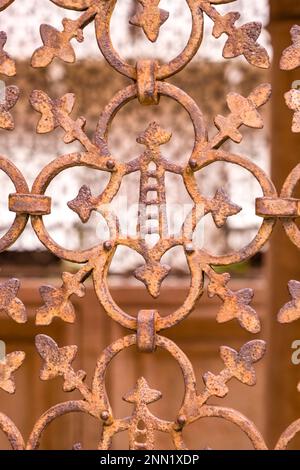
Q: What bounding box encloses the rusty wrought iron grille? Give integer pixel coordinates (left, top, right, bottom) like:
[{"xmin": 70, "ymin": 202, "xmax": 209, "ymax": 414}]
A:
[{"xmin": 0, "ymin": 0, "xmax": 300, "ymax": 450}]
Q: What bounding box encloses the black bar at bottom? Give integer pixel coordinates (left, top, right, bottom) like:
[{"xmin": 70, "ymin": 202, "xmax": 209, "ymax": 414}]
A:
[{"xmin": 0, "ymin": 450, "xmax": 298, "ymax": 466}]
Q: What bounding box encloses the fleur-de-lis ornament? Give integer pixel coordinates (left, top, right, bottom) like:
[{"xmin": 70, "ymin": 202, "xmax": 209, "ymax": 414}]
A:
[
  {"xmin": 284, "ymin": 89, "xmax": 300, "ymax": 133},
  {"xmin": 123, "ymin": 377, "xmax": 162, "ymax": 406},
  {"xmin": 123, "ymin": 377, "xmax": 162, "ymax": 450},
  {"xmin": 0, "ymin": 279, "xmax": 26, "ymax": 323},
  {"xmin": 0, "ymin": 85, "xmax": 19, "ymax": 130},
  {"xmin": 36, "ymin": 272, "xmax": 85, "ymax": 325},
  {"xmin": 0, "ymin": 31, "xmax": 16, "ymax": 76},
  {"xmin": 221, "ymin": 21, "xmax": 269, "ymax": 68},
  {"xmin": 199, "ymin": 0, "xmax": 270, "ymax": 69},
  {"xmin": 129, "ymin": 0, "xmax": 169, "ymax": 42},
  {"xmin": 35, "ymin": 335, "xmax": 86, "ymax": 392},
  {"xmin": 278, "ymin": 281, "xmax": 300, "ymax": 324},
  {"xmin": 212, "ymin": 83, "xmax": 271, "ymax": 146},
  {"xmin": 202, "ymin": 339, "xmax": 266, "ymax": 401},
  {"xmin": 206, "ymin": 270, "xmax": 260, "ymax": 333},
  {"xmin": 0, "ymin": 351, "xmax": 25, "ymax": 394},
  {"xmin": 280, "ymin": 25, "xmax": 300, "ymax": 132},
  {"xmin": 31, "ymin": 19, "xmax": 84, "ymax": 68},
  {"xmin": 280, "ymin": 25, "xmax": 300, "ymax": 71},
  {"xmin": 30, "ymin": 89, "xmax": 94, "ymax": 151},
  {"xmin": 220, "ymin": 340, "xmax": 266, "ymax": 386},
  {"xmin": 30, "ymin": 90, "xmax": 76, "ymax": 134}
]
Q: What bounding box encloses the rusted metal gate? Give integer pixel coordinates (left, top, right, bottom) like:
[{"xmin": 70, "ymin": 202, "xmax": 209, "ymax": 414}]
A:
[{"xmin": 0, "ymin": 0, "xmax": 300, "ymax": 450}]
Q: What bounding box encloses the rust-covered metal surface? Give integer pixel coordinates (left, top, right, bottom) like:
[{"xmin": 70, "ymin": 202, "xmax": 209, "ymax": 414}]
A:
[{"xmin": 0, "ymin": 0, "xmax": 299, "ymax": 450}]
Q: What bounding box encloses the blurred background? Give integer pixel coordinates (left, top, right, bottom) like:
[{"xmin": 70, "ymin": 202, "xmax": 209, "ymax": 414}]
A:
[{"xmin": 0, "ymin": 0, "xmax": 300, "ymax": 450}]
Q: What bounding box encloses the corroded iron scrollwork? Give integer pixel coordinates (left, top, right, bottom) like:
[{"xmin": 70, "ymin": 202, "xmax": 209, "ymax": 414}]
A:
[{"xmin": 0, "ymin": 0, "xmax": 299, "ymax": 450}]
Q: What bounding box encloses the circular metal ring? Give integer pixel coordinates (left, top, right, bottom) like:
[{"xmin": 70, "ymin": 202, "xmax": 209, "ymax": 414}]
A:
[
  {"xmin": 31, "ymin": 152, "xmax": 124, "ymax": 263},
  {"xmin": 92, "ymin": 334, "xmax": 197, "ymax": 416},
  {"xmin": 95, "ymin": 0, "xmax": 204, "ymax": 81},
  {"xmin": 275, "ymin": 418, "xmax": 300, "ymax": 450},
  {"xmin": 187, "ymin": 405, "xmax": 268, "ymax": 450},
  {"xmin": 280, "ymin": 163, "xmax": 300, "ymax": 248},
  {"xmin": 0, "ymin": 156, "xmax": 29, "ymax": 252},
  {"xmin": 27, "ymin": 400, "xmax": 93, "ymax": 450},
  {"xmin": 183, "ymin": 149, "xmax": 277, "ymax": 266},
  {"xmin": 95, "ymin": 81, "xmax": 207, "ymax": 163},
  {"xmin": 93, "ymin": 243, "xmax": 204, "ymax": 331},
  {"xmin": 0, "ymin": 412, "xmax": 25, "ymax": 450}
]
